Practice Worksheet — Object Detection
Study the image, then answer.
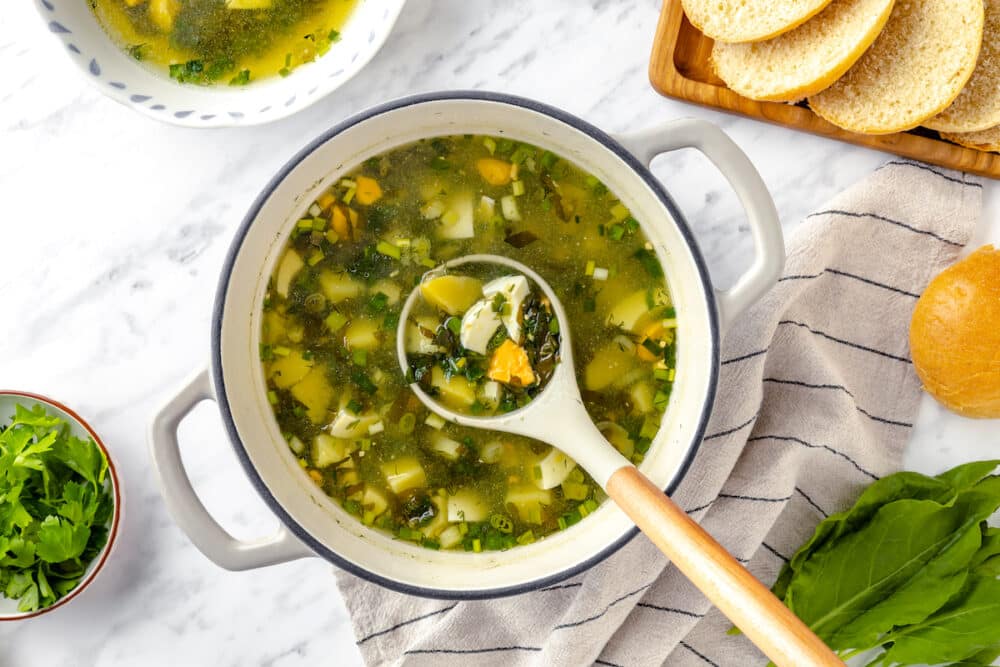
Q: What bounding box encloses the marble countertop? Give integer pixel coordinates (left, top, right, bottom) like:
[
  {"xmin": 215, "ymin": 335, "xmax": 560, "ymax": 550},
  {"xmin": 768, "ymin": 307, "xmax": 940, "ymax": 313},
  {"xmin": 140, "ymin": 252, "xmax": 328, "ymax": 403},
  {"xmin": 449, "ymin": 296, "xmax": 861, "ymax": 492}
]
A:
[{"xmin": 1, "ymin": 1, "xmax": 997, "ymax": 665}]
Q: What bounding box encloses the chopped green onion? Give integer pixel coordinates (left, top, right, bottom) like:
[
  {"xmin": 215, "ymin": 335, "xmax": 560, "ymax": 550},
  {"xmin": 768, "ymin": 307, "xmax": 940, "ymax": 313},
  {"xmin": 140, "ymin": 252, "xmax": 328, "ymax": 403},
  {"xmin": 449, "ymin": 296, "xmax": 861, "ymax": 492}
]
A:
[
  {"xmin": 640, "ymin": 415, "xmax": 659, "ymax": 440},
  {"xmin": 228, "ymin": 69, "xmax": 251, "ymax": 86},
  {"xmin": 557, "ymin": 516, "xmax": 568, "ymax": 531},
  {"xmin": 431, "ymin": 156, "xmax": 451, "ymax": 171},
  {"xmin": 307, "ymin": 250, "xmax": 324, "ymax": 266},
  {"xmin": 584, "ymin": 260, "xmax": 596, "ymax": 276},
  {"xmin": 420, "ymin": 258, "xmax": 437, "ymax": 268},
  {"xmin": 325, "ymin": 230, "xmax": 340, "ymax": 244},
  {"xmin": 425, "ymin": 413, "xmax": 446, "ymax": 429},
  {"xmin": 624, "ymin": 216, "xmax": 640, "ymax": 233},
  {"xmin": 346, "ymin": 399, "xmax": 363, "ymax": 414},
  {"xmin": 311, "ymin": 217, "xmax": 327, "ymax": 231},
  {"xmin": 398, "ymin": 413, "xmax": 416, "ymax": 434},
  {"xmin": 375, "ymin": 240, "xmax": 401, "ymax": 259},
  {"xmin": 654, "ymin": 368, "xmax": 671, "ymax": 382},
  {"xmin": 328, "ymin": 29, "xmax": 340, "ymax": 42},
  {"xmin": 342, "ymin": 187, "xmax": 357, "ymax": 204},
  {"xmin": 483, "ymin": 137, "xmax": 497, "ymax": 154},
  {"xmin": 472, "ymin": 538, "xmax": 482, "ymax": 553},
  {"xmin": 500, "ymin": 195, "xmax": 520, "ymax": 221},
  {"xmin": 549, "ymin": 318, "xmax": 560, "ymax": 334},
  {"xmin": 662, "ymin": 318, "xmax": 678, "ymax": 329},
  {"xmin": 273, "ymin": 345, "xmax": 291, "ymax": 357},
  {"xmin": 516, "ymin": 530, "xmax": 535, "ymax": 545},
  {"xmin": 445, "ymin": 317, "xmax": 462, "ymax": 336},
  {"xmin": 583, "ymin": 499, "xmax": 599, "ymax": 513},
  {"xmin": 511, "ymin": 180, "xmax": 525, "ymax": 197},
  {"xmin": 608, "ymin": 223, "xmax": 626, "ymax": 241},
  {"xmin": 668, "ymin": 368, "xmax": 676, "ymax": 382},
  {"xmin": 267, "ymin": 390, "xmax": 278, "ymax": 405},
  {"xmin": 510, "ymin": 146, "xmax": 532, "ymax": 164},
  {"xmin": 352, "ymin": 349, "xmax": 368, "ymax": 366},
  {"xmin": 489, "ymin": 514, "xmax": 514, "ymax": 534},
  {"xmin": 297, "ymin": 218, "xmax": 313, "ymax": 230},
  {"xmin": 653, "ymin": 391, "xmax": 671, "ymax": 411},
  {"xmin": 540, "ymin": 151, "xmax": 558, "ymax": 169}
]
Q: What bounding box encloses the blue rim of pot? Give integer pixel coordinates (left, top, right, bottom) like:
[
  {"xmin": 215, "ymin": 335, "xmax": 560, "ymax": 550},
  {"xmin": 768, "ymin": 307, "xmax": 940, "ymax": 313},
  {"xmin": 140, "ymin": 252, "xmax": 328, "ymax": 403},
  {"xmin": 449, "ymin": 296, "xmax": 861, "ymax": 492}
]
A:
[{"xmin": 211, "ymin": 90, "xmax": 721, "ymax": 600}]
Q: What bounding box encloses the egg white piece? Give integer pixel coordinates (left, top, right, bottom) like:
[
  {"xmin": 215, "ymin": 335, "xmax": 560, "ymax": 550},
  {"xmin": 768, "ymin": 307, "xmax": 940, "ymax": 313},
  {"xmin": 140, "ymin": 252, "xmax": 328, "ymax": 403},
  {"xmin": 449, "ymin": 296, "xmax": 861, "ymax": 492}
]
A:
[
  {"xmin": 482, "ymin": 275, "xmax": 530, "ymax": 342},
  {"xmin": 459, "ymin": 300, "xmax": 503, "ymax": 354}
]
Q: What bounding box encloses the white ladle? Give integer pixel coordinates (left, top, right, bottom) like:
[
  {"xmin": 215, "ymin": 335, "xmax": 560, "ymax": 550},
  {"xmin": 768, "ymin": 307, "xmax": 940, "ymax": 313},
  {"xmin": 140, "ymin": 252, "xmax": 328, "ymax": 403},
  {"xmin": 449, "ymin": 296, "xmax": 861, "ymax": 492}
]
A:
[{"xmin": 397, "ymin": 254, "xmax": 842, "ymax": 667}]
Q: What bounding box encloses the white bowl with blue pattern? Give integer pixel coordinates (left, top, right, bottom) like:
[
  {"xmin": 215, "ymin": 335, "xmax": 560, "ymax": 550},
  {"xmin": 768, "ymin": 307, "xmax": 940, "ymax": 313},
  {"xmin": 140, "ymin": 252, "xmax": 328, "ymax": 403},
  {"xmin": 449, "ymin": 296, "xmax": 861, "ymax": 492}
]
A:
[{"xmin": 33, "ymin": 0, "xmax": 407, "ymax": 128}]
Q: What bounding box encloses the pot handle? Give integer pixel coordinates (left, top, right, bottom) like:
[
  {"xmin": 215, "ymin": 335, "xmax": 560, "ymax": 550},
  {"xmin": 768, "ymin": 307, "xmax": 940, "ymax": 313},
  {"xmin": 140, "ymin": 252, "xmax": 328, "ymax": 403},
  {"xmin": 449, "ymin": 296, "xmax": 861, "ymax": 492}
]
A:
[
  {"xmin": 148, "ymin": 368, "xmax": 314, "ymax": 571},
  {"xmin": 614, "ymin": 119, "xmax": 784, "ymax": 332}
]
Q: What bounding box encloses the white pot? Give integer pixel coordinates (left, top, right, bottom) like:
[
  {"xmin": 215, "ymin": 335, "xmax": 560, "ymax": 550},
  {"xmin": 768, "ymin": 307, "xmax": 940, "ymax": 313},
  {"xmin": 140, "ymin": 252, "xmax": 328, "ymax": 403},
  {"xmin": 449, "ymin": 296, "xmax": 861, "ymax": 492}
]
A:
[
  {"xmin": 149, "ymin": 92, "xmax": 784, "ymax": 598},
  {"xmin": 33, "ymin": 0, "xmax": 406, "ymax": 128}
]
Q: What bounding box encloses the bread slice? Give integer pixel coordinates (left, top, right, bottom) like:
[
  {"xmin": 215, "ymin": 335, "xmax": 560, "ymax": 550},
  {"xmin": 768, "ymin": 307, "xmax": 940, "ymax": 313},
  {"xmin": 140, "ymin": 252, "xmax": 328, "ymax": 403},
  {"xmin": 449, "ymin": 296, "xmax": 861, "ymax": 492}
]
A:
[
  {"xmin": 809, "ymin": 0, "xmax": 985, "ymax": 135},
  {"xmin": 711, "ymin": 0, "xmax": 896, "ymax": 102},
  {"xmin": 941, "ymin": 125, "xmax": 1000, "ymax": 151},
  {"xmin": 681, "ymin": 0, "xmax": 834, "ymax": 43},
  {"xmin": 924, "ymin": 0, "xmax": 1000, "ymax": 133}
]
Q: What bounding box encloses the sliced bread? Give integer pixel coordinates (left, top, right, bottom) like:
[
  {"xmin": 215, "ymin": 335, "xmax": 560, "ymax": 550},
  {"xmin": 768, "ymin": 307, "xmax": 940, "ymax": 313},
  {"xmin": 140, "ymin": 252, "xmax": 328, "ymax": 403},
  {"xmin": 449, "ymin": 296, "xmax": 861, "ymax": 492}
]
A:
[
  {"xmin": 809, "ymin": 0, "xmax": 985, "ymax": 135},
  {"xmin": 941, "ymin": 125, "xmax": 1000, "ymax": 151},
  {"xmin": 711, "ymin": 0, "xmax": 896, "ymax": 102},
  {"xmin": 924, "ymin": 0, "xmax": 1000, "ymax": 133},
  {"xmin": 681, "ymin": 0, "xmax": 834, "ymax": 43}
]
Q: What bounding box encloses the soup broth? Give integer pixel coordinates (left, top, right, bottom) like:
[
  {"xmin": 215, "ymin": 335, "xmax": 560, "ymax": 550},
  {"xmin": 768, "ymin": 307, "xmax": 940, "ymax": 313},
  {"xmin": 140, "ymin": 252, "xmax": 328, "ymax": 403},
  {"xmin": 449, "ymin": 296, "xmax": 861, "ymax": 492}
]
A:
[
  {"xmin": 261, "ymin": 135, "xmax": 678, "ymax": 552},
  {"xmin": 90, "ymin": 0, "xmax": 359, "ymax": 85}
]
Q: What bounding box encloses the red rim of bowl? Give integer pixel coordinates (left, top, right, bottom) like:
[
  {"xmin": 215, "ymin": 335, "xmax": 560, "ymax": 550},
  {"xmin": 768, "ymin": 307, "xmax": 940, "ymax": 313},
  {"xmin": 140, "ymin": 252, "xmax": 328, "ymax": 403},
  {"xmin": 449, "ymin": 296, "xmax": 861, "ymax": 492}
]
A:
[{"xmin": 0, "ymin": 390, "xmax": 122, "ymax": 621}]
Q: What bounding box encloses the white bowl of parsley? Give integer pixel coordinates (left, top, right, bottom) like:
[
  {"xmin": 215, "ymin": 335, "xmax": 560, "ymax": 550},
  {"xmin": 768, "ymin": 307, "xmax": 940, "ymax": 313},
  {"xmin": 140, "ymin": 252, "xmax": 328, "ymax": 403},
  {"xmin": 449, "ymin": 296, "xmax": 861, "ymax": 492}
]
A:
[{"xmin": 0, "ymin": 392, "xmax": 120, "ymax": 620}]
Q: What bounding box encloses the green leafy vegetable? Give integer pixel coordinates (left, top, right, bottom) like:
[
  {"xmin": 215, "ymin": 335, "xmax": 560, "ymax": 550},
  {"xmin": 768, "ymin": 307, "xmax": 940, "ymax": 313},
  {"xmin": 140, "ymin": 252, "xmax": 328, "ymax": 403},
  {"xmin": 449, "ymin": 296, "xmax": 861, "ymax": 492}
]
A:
[
  {"xmin": 0, "ymin": 404, "xmax": 113, "ymax": 612},
  {"xmin": 766, "ymin": 460, "xmax": 1000, "ymax": 665}
]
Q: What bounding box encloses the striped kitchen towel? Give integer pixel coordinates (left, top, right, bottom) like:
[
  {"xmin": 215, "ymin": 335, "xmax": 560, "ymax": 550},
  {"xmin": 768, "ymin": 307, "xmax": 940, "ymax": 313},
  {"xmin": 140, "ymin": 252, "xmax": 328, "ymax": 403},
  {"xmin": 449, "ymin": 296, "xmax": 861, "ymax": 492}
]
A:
[{"xmin": 335, "ymin": 160, "xmax": 983, "ymax": 667}]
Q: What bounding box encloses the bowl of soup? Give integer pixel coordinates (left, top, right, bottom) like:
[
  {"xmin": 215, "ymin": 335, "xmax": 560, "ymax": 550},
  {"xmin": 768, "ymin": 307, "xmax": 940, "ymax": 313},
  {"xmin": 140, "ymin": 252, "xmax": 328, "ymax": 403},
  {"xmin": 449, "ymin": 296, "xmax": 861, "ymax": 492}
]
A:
[
  {"xmin": 149, "ymin": 91, "xmax": 784, "ymax": 597},
  {"xmin": 33, "ymin": 0, "xmax": 406, "ymax": 127}
]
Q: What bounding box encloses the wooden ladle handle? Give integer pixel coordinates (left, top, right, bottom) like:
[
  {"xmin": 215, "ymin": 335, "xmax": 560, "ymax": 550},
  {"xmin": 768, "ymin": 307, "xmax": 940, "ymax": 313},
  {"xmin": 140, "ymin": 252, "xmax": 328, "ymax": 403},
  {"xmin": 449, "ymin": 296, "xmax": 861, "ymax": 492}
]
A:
[{"xmin": 606, "ymin": 467, "xmax": 844, "ymax": 667}]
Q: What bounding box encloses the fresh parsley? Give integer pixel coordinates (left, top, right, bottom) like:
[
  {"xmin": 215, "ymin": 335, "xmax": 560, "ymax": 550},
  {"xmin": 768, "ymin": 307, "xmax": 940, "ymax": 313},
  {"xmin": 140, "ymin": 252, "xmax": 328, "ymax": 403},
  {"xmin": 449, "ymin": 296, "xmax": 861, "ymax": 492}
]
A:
[{"xmin": 0, "ymin": 404, "xmax": 113, "ymax": 612}]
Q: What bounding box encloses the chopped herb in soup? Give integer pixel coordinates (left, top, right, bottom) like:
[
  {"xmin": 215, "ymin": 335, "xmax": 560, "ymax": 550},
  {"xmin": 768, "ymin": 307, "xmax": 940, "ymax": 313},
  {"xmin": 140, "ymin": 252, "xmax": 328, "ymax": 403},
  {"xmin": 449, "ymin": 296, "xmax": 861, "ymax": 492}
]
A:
[
  {"xmin": 260, "ymin": 135, "xmax": 678, "ymax": 551},
  {"xmin": 90, "ymin": 0, "xmax": 358, "ymax": 85},
  {"xmin": 406, "ymin": 269, "xmax": 561, "ymax": 415}
]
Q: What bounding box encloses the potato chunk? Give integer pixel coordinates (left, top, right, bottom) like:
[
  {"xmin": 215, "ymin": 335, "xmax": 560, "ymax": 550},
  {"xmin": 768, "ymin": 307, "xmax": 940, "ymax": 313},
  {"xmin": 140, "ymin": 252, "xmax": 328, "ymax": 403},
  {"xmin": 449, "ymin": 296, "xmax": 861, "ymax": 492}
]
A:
[
  {"xmin": 584, "ymin": 343, "xmax": 635, "ymax": 391},
  {"xmin": 319, "ymin": 270, "xmax": 363, "ymax": 304},
  {"xmin": 381, "ymin": 457, "xmax": 426, "ymax": 495},
  {"xmin": 420, "ymin": 275, "xmax": 482, "ymax": 315},
  {"xmin": 268, "ymin": 348, "xmax": 313, "ymax": 389},
  {"xmin": 289, "ymin": 367, "xmax": 333, "ymax": 423},
  {"xmin": 430, "ymin": 366, "xmax": 476, "ymax": 408}
]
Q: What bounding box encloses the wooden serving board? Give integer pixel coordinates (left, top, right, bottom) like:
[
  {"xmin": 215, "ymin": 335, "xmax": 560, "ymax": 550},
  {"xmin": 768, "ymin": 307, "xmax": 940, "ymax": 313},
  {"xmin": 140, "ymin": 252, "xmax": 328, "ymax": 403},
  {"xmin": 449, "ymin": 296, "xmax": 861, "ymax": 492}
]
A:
[{"xmin": 649, "ymin": 0, "xmax": 1000, "ymax": 179}]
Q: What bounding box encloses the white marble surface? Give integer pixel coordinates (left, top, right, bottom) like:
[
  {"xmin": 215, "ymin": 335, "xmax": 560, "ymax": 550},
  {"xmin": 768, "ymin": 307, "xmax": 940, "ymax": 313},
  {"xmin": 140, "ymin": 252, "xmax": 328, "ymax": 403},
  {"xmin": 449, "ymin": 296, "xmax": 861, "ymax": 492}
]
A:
[{"xmin": 0, "ymin": 1, "xmax": 997, "ymax": 665}]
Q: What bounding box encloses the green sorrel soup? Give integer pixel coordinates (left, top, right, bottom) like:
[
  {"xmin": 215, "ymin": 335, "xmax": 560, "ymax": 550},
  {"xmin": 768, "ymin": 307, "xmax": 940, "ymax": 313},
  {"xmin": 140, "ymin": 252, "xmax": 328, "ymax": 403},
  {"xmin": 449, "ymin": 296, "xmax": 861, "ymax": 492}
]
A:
[
  {"xmin": 261, "ymin": 135, "xmax": 678, "ymax": 552},
  {"xmin": 91, "ymin": 0, "xmax": 359, "ymax": 85}
]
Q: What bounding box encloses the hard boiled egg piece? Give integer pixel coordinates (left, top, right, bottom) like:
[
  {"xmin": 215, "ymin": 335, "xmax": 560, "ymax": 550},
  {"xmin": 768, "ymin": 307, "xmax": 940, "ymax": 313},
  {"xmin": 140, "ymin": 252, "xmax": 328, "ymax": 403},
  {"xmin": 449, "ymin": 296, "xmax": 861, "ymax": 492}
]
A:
[
  {"xmin": 460, "ymin": 300, "xmax": 503, "ymax": 354},
  {"xmin": 483, "ymin": 275, "xmax": 530, "ymax": 342}
]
